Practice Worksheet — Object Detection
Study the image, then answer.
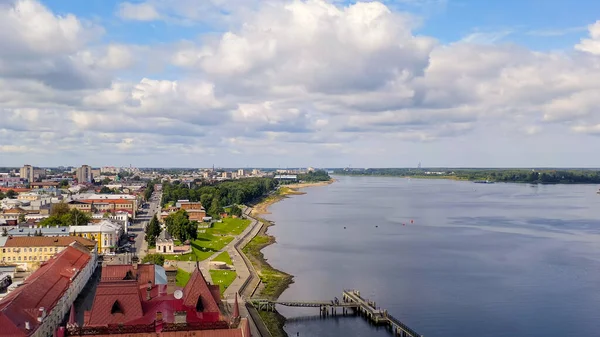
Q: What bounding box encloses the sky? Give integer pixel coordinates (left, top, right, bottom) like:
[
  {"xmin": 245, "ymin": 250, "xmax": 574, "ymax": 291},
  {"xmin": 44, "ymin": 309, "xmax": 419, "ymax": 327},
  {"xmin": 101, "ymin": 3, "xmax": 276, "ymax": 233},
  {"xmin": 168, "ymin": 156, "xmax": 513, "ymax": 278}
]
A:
[{"xmin": 1, "ymin": 0, "xmax": 600, "ymax": 168}]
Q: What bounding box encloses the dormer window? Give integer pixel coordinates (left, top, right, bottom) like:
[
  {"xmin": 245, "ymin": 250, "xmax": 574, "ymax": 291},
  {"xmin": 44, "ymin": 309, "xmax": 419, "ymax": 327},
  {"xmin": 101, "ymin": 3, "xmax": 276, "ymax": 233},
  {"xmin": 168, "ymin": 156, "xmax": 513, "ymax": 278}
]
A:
[{"xmin": 111, "ymin": 300, "xmax": 124, "ymax": 314}]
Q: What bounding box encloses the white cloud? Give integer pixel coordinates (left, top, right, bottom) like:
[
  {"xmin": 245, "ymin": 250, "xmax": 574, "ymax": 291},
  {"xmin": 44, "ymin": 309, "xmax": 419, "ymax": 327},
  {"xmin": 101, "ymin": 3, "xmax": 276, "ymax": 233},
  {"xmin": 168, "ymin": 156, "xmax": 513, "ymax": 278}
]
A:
[
  {"xmin": 117, "ymin": 2, "xmax": 160, "ymax": 21},
  {"xmin": 575, "ymin": 21, "xmax": 600, "ymax": 55},
  {"xmin": 3, "ymin": 0, "xmax": 600, "ymax": 167}
]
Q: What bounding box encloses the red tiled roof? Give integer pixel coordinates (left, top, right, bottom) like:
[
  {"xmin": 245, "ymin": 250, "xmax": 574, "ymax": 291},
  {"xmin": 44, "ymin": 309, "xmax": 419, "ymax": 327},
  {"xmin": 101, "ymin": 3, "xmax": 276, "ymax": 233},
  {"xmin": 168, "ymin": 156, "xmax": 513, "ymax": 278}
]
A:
[
  {"xmin": 3, "ymin": 236, "xmax": 96, "ymax": 248},
  {"xmin": 79, "ymin": 199, "xmax": 134, "ymax": 205},
  {"xmin": 30, "ymin": 182, "xmax": 59, "ymax": 187},
  {"xmin": 0, "ymin": 244, "xmax": 92, "ymax": 336},
  {"xmin": 183, "ymin": 268, "xmax": 220, "ymax": 314},
  {"xmin": 85, "ymin": 281, "xmax": 144, "ymax": 327},
  {"xmin": 101, "ymin": 264, "xmax": 155, "ymax": 286},
  {"xmin": 0, "ymin": 188, "xmax": 30, "ymax": 193}
]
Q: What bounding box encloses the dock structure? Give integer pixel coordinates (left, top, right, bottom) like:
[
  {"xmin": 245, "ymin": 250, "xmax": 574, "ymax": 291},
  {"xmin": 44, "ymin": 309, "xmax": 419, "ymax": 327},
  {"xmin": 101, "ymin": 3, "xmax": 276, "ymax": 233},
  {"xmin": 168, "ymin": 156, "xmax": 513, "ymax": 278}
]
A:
[{"xmin": 249, "ymin": 289, "xmax": 422, "ymax": 337}]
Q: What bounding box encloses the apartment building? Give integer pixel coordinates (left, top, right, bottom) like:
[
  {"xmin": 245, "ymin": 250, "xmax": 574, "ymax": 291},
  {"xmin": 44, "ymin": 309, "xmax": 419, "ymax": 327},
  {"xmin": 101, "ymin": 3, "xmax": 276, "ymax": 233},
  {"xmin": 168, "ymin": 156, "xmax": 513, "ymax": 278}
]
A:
[
  {"xmin": 0, "ymin": 236, "xmax": 97, "ymax": 271},
  {"xmin": 19, "ymin": 165, "xmax": 34, "ymax": 183},
  {"xmin": 76, "ymin": 165, "xmax": 92, "ymax": 183},
  {"xmin": 0, "ymin": 242, "xmax": 96, "ymax": 337}
]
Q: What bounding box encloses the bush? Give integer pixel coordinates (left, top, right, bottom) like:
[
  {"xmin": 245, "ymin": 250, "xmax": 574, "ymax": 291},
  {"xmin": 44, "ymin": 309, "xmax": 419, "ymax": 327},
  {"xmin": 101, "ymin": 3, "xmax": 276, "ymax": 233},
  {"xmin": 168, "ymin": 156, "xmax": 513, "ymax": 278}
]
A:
[{"xmin": 141, "ymin": 253, "xmax": 165, "ymax": 266}]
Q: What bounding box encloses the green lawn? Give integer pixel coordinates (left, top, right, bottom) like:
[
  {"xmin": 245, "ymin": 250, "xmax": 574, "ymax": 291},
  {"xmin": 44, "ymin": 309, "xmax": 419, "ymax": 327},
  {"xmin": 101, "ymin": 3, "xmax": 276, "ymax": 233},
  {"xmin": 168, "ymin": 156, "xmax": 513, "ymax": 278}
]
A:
[
  {"xmin": 164, "ymin": 218, "xmax": 249, "ymax": 262},
  {"xmin": 212, "ymin": 251, "xmax": 233, "ymax": 265},
  {"xmin": 176, "ymin": 268, "xmax": 191, "ymax": 287},
  {"xmin": 211, "ymin": 218, "xmax": 251, "ymax": 236},
  {"xmin": 209, "ymin": 270, "xmax": 237, "ymax": 296}
]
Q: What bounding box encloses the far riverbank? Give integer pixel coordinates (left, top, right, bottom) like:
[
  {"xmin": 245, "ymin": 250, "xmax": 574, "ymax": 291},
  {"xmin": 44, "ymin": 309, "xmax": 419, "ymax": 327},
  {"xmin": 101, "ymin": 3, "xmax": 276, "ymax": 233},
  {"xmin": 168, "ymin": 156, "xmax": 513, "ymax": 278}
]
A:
[{"xmin": 243, "ymin": 179, "xmax": 334, "ymax": 336}]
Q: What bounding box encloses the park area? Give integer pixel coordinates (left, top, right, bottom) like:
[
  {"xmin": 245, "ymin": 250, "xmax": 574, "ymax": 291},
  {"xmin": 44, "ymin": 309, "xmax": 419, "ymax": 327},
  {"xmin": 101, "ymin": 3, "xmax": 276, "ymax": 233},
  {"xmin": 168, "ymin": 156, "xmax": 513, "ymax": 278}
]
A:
[{"xmin": 164, "ymin": 218, "xmax": 250, "ymax": 262}]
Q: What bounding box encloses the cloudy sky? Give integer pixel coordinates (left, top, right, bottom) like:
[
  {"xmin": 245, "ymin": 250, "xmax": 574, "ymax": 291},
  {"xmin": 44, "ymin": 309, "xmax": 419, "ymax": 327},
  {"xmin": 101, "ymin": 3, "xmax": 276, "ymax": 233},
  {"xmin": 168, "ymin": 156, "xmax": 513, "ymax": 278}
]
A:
[{"xmin": 1, "ymin": 0, "xmax": 600, "ymax": 168}]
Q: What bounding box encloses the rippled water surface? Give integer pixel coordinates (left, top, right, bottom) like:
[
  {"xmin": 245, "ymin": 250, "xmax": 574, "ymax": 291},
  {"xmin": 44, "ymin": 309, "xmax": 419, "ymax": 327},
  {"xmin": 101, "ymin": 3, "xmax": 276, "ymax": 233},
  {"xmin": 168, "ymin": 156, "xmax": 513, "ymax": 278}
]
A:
[{"xmin": 262, "ymin": 176, "xmax": 600, "ymax": 337}]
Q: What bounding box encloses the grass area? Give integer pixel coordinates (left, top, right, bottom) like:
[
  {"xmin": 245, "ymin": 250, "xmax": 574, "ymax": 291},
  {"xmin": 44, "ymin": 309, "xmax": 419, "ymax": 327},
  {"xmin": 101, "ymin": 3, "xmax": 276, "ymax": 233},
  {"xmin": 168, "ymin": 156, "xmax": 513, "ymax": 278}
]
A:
[
  {"xmin": 176, "ymin": 268, "xmax": 191, "ymax": 287},
  {"xmin": 211, "ymin": 218, "xmax": 251, "ymax": 236},
  {"xmin": 209, "ymin": 270, "xmax": 237, "ymax": 296},
  {"xmin": 212, "ymin": 251, "xmax": 233, "ymax": 265},
  {"xmin": 164, "ymin": 218, "xmax": 248, "ymax": 262},
  {"xmin": 242, "ymin": 218, "xmax": 293, "ymax": 300},
  {"xmin": 257, "ymin": 311, "xmax": 288, "ymax": 337}
]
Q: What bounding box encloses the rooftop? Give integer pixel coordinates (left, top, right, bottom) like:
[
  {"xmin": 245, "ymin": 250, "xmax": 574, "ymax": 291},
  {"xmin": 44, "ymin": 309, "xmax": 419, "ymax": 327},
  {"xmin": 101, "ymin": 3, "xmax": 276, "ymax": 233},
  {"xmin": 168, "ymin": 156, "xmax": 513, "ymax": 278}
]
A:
[
  {"xmin": 2, "ymin": 236, "xmax": 96, "ymax": 248},
  {"xmin": 0, "ymin": 243, "xmax": 92, "ymax": 336}
]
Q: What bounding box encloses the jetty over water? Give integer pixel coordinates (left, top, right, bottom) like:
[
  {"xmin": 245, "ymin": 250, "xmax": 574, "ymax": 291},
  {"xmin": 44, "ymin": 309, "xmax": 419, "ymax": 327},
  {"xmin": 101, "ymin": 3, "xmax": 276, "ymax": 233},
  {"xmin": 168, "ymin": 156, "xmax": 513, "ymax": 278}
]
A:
[{"xmin": 249, "ymin": 289, "xmax": 422, "ymax": 337}]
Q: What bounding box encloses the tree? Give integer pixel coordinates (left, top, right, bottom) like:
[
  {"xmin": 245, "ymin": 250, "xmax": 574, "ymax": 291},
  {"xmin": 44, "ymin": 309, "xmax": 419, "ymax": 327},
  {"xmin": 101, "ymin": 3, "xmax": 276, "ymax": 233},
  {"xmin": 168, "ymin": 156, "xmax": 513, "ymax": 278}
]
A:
[
  {"xmin": 144, "ymin": 182, "xmax": 155, "ymax": 201},
  {"xmin": 141, "ymin": 253, "xmax": 165, "ymax": 266},
  {"xmin": 101, "ymin": 177, "xmax": 111, "ymax": 185},
  {"xmin": 18, "ymin": 213, "xmax": 26, "ymax": 223},
  {"xmin": 229, "ymin": 205, "xmax": 243, "ymax": 217},
  {"xmin": 103, "ymin": 212, "xmax": 111, "ymax": 218},
  {"xmin": 99, "ymin": 186, "xmax": 113, "ymax": 194},
  {"xmin": 6, "ymin": 189, "xmax": 17, "ymax": 199},
  {"xmin": 208, "ymin": 197, "xmax": 223, "ymax": 218},
  {"xmin": 146, "ymin": 214, "xmax": 161, "ymax": 247},
  {"xmin": 50, "ymin": 202, "xmax": 71, "ymax": 217},
  {"xmin": 164, "ymin": 210, "xmax": 198, "ymax": 242},
  {"xmin": 62, "ymin": 209, "xmax": 92, "ymax": 226},
  {"xmin": 1, "ymin": 228, "xmax": 7, "ymax": 237},
  {"xmin": 0, "ymin": 191, "xmax": 5, "ymax": 199},
  {"xmin": 58, "ymin": 180, "xmax": 69, "ymax": 188}
]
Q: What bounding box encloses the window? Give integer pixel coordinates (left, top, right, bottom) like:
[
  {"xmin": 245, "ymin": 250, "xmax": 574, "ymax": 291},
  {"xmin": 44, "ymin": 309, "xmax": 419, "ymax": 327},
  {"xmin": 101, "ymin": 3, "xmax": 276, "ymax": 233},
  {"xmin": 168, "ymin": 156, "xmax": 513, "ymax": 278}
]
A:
[
  {"xmin": 29, "ymin": 256, "xmax": 32, "ymax": 261},
  {"xmin": 33, "ymin": 248, "xmax": 37, "ymax": 252},
  {"xmin": 34, "ymin": 256, "xmax": 37, "ymax": 260},
  {"xmin": 18, "ymin": 256, "xmax": 21, "ymax": 261},
  {"xmin": 44, "ymin": 248, "xmax": 47, "ymax": 252},
  {"xmin": 55, "ymin": 248, "xmax": 58, "ymax": 252},
  {"xmin": 29, "ymin": 248, "xmax": 32, "ymax": 252},
  {"xmin": 111, "ymin": 301, "xmax": 124, "ymax": 314}
]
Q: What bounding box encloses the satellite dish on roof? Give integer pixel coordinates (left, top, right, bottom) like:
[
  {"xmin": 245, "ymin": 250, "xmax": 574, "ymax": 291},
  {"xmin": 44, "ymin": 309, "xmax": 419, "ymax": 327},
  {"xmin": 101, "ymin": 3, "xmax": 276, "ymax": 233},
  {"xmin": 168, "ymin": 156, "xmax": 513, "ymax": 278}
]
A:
[{"xmin": 174, "ymin": 289, "xmax": 183, "ymax": 299}]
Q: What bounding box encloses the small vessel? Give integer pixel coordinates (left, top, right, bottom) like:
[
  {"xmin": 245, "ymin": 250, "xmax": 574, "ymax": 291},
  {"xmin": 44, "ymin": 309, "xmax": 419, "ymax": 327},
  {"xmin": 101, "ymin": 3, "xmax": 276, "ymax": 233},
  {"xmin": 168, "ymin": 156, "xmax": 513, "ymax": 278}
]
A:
[
  {"xmin": 597, "ymin": 189, "xmax": 600, "ymax": 194},
  {"xmin": 474, "ymin": 180, "xmax": 494, "ymax": 184}
]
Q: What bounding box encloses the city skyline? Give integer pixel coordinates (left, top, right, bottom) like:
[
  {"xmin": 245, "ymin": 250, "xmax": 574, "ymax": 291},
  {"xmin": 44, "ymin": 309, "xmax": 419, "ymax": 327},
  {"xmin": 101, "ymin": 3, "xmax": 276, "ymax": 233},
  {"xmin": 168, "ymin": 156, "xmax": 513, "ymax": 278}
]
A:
[{"xmin": 1, "ymin": 0, "xmax": 600, "ymax": 167}]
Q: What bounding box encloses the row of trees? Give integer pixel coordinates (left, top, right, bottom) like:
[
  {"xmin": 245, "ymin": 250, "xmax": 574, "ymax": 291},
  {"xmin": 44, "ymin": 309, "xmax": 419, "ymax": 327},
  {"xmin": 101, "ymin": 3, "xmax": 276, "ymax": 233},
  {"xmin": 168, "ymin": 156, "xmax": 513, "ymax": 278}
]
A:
[
  {"xmin": 161, "ymin": 178, "xmax": 277, "ymax": 217},
  {"xmin": 334, "ymin": 168, "xmax": 600, "ymax": 184},
  {"xmin": 298, "ymin": 170, "xmax": 331, "ymax": 182},
  {"xmin": 144, "ymin": 181, "xmax": 155, "ymax": 201},
  {"xmin": 38, "ymin": 202, "xmax": 92, "ymax": 227}
]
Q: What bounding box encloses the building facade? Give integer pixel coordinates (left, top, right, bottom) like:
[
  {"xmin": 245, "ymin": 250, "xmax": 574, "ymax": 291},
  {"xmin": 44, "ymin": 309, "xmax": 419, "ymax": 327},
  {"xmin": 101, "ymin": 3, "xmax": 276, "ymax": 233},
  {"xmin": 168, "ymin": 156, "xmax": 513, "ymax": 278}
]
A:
[
  {"xmin": 0, "ymin": 236, "xmax": 97, "ymax": 271},
  {"xmin": 70, "ymin": 220, "xmax": 121, "ymax": 254},
  {"xmin": 76, "ymin": 165, "xmax": 92, "ymax": 184},
  {"xmin": 19, "ymin": 165, "xmax": 34, "ymax": 183}
]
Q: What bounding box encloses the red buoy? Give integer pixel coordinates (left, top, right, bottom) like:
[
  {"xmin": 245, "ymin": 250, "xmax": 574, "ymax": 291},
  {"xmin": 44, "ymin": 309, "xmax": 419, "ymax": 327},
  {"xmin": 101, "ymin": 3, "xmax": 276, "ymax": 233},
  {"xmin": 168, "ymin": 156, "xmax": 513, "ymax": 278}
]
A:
[{"xmin": 410, "ymin": 220, "xmax": 414, "ymax": 224}]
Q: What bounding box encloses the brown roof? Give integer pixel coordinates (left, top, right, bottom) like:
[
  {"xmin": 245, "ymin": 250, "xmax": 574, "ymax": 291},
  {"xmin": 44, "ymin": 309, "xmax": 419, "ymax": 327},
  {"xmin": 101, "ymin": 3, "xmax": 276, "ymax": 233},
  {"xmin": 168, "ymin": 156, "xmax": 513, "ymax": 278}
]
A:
[
  {"xmin": 30, "ymin": 182, "xmax": 59, "ymax": 187},
  {"xmin": 101, "ymin": 264, "xmax": 155, "ymax": 286},
  {"xmin": 84, "ymin": 280, "xmax": 144, "ymax": 327},
  {"xmin": 183, "ymin": 268, "xmax": 220, "ymax": 313},
  {"xmin": 3, "ymin": 236, "xmax": 96, "ymax": 248},
  {"xmin": 0, "ymin": 244, "xmax": 92, "ymax": 336},
  {"xmin": 3, "ymin": 208, "xmax": 26, "ymax": 214}
]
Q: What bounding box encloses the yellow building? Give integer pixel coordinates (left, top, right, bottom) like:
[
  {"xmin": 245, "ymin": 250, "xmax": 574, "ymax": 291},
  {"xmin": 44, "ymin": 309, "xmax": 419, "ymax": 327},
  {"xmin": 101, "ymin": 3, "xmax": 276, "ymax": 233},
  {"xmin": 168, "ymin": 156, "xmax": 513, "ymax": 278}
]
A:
[
  {"xmin": 0, "ymin": 236, "xmax": 97, "ymax": 271},
  {"xmin": 70, "ymin": 220, "xmax": 121, "ymax": 254}
]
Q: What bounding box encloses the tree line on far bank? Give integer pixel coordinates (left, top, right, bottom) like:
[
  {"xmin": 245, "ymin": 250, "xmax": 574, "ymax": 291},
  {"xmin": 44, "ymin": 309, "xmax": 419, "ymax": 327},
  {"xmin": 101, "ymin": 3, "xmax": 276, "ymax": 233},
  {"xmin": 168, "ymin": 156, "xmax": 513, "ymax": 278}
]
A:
[
  {"xmin": 297, "ymin": 170, "xmax": 331, "ymax": 182},
  {"xmin": 333, "ymin": 168, "xmax": 600, "ymax": 184},
  {"xmin": 161, "ymin": 177, "xmax": 277, "ymax": 217}
]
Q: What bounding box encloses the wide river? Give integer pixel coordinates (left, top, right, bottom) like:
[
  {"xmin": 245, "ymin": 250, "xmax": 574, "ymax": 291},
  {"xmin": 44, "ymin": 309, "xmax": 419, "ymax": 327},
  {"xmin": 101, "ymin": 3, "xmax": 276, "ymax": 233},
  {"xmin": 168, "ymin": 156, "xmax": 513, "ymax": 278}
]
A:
[{"xmin": 262, "ymin": 176, "xmax": 600, "ymax": 337}]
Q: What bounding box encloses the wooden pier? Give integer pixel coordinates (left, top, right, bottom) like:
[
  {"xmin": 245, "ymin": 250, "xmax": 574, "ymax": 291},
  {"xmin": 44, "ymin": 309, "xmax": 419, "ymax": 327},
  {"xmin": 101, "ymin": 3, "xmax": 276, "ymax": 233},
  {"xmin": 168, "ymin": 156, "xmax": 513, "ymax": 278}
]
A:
[{"xmin": 249, "ymin": 289, "xmax": 422, "ymax": 337}]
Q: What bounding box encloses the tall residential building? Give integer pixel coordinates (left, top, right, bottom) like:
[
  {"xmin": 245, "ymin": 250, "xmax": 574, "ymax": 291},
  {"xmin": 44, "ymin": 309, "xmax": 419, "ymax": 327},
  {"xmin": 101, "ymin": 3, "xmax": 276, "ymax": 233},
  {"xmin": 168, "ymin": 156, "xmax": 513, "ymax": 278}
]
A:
[
  {"xmin": 76, "ymin": 165, "xmax": 92, "ymax": 183},
  {"xmin": 237, "ymin": 168, "xmax": 246, "ymax": 177},
  {"xmin": 19, "ymin": 165, "xmax": 34, "ymax": 182}
]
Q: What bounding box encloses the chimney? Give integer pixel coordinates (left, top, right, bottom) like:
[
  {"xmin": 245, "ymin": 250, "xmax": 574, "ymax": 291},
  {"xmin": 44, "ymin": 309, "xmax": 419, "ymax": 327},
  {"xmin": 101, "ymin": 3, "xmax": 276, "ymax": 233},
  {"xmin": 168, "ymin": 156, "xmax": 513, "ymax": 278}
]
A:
[
  {"xmin": 37, "ymin": 307, "xmax": 46, "ymax": 322},
  {"xmin": 156, "ymin": 311, "xmax": 163, "ymax": 322},
  {"xmin": 133, "ymin": 263, "xmax": 138, "ymax": 270},
  {"xmin": 25, "ymin": 321, "xmax": 30, "ymax": 330},
  {"xmin": 146, "ymin": 281, "xmax": 152, "ymax": 300}
]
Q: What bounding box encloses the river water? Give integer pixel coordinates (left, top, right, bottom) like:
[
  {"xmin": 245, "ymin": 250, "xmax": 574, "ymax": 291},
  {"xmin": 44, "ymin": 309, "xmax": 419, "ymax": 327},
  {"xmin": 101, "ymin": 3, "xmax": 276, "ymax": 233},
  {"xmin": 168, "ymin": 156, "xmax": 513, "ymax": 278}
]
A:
[{"xmin": 262, "ymin": 176, "xmax": 600, "ymax": 337}]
